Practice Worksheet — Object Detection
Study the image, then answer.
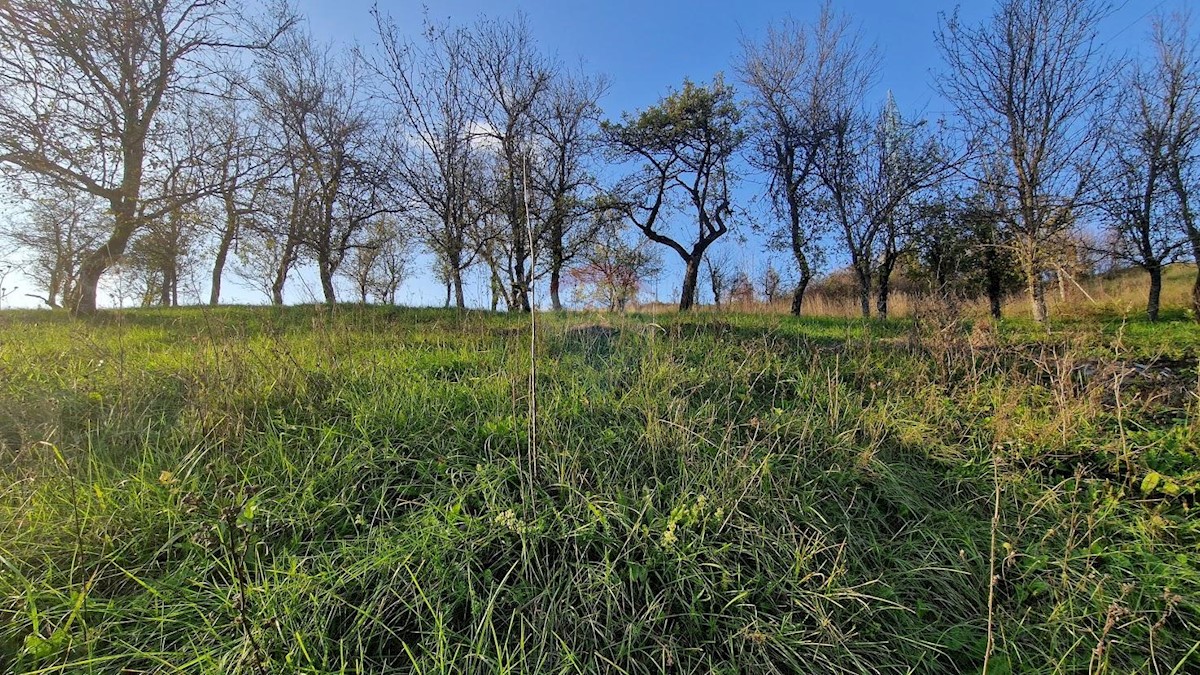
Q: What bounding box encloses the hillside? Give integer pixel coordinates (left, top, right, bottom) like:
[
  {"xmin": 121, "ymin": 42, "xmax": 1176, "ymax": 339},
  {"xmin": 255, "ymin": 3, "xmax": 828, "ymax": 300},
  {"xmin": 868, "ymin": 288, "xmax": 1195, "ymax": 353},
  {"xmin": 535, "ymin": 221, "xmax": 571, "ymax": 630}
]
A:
[{"xmin": 1, "ymin": 306, "xmax": 1198, "ymax": 673}]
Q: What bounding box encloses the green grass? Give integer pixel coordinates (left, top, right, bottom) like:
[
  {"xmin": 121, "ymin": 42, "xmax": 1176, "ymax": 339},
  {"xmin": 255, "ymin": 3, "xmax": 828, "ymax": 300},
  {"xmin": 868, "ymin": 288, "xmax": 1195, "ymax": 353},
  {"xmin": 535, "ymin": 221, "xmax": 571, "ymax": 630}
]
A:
[{"xmin": 0, "ymin": 304, "xmax": 1197, "ymax": 673}]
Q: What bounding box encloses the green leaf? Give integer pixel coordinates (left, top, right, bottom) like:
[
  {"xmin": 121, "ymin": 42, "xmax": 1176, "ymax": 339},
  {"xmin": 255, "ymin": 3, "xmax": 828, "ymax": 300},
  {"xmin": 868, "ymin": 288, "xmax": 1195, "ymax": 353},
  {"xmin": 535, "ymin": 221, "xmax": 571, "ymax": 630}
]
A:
[{"xmin": 1142, "ymin": 471, "xmax": 1163, "ymax": 494}]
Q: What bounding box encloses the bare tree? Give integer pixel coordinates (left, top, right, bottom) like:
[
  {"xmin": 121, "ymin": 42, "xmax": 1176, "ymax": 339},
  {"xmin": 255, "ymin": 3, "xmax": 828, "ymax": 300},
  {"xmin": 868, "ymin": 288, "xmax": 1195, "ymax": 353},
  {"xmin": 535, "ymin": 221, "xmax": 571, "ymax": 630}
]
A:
[
  {"xmin": 258, "ymin": 31, "xmax": 387, "ymax": 305},
  {"xmin": 936, "ymin": 0, "xmax": 1117, "ymax": 323},
  {"xmin": 703, "ymin": 248, "xmax": 734, "ymax": 308},
  {"xmin": 0, "ymin": 0, "xmax": 293, "ymax": 314},
  {"xmin": 468, "ymin": 14, "xmax": 554, "ymax": 312},
  {"xmin": 760, "ymin": 261, "xmax": 783, "ymax": 304},
  {"xmin": 370, "ymin": 12, "xmax": 488, "ymax": 310},
  {"xmin": 123, "ymin": 172, "xmax": 208, "ymax": 307},
  {"xmin": 1100, "ymin": 21, "xmax": 1194, "ymax": 322},
  {"xmin": 729, "ymin": 269, "xmax": 756, "ymax": 305},
  {"xmin": 1, "ymin": 188, "xmax": 106, "ymax": 308},
  {"xmin": 232, "ymin": 208, "xmax": 301, "ymax": 305},
  {"xmin": 476, "ymin": 217, "xmax": 514, "ymax": 311},
  {"xmin": 338, "ymin": 215, "xmax": 414, "ymax": 304},
  {"xmin": 814, "ymin": 95, "xmax": 949, "ymax": 318},
  {"xmin": 603, "ymin": 77, "xmax": 744, "ymax": 311},
  {"xmin": 532, "ymin": 71, "xmax": 610, "ymax": 311},
  {"xmin": 872, "ymin": 96, "xmax": 953, "ymax": 319},
  {"xmin": 739, "ymin": 3, "xmax": 877, "ymax": 315},
  {"xmin": 204, "ymin": 79, "xmax": 274, "ymax": 306},
  {"xmin": 1149, "ymin": 12, "xmax": 1200, "ymax": 320}
]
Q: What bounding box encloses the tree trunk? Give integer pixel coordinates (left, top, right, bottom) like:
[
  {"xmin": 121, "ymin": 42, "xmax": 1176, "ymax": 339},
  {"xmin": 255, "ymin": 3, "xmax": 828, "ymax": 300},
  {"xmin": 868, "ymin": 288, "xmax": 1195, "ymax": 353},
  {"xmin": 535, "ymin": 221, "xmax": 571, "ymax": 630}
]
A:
[
  {"xmin": 74, "ymin": 203, "xmax": 139, "ymax": 315},
  {"xmin": 47, "ymin": 270, "xmax": 62, "ymax": 309},
  {"xmin": 550, "ymin": 266, "xmax": 563, "ymax": 311},
  {"xmin": 319, "ymin": 255, "xmax": 336, "ymax": 304},
  {"xmin": 790, "ymin": 276, "xmax": 810, "ymax": 316},
  {"xmin": 209, "ymin": 207, "xmax": 238, "ymax": 306},
  {"xmin": 1191, "ymin": 240, "xmax": 1200, "ymax": 321},
  {"xmin": 159, "ymin": 262, "xmax": 173, "ymax": 307},
  {"xmin": 680, "ymin": 256, "xmax": 701, "ymax": 311},
  {"xmin": 1029, "ymin": 271, "xmax": 1047, "ymax": 324},
  {"xmin": 271, "ymin": 243, "xmax": 294, "ymax": 307},
  {"xmin": 1192, "ymin": 269, "xmax": 1200, "ymax": 322},
  {"xmin": 876, "ymin": 254, "xmax": 897, "ymax": 320},
  {"xmin": 988, "ymin": 285, "xmax": 1003, "ymax": 319},
  {"xmin": 453, "ymin": 269, "xmax": 465, "ymax": 310},
  {"xmin": 876, "ymin": 274, "xmax": 890, "ymax": 320},
  {"xmin": 1145, "ymin": 265, "xmax": 1163, "ymax": 322},
  {"xmin": 986, "ymin": 250, "xmax": 1004, "ymax": 319},
  {"xmin": 73, "ymin": 265, "xmax": 103, "ymax": 314}
]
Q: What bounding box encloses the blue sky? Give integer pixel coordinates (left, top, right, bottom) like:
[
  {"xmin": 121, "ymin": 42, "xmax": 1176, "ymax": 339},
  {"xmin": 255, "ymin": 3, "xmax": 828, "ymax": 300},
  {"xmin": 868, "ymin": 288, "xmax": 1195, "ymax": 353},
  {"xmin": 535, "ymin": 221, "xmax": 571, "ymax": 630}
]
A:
[
  {"xmin": 313, "ymin": 0, "xmax": 1178, "ymax": 308},
  {"xmin": 1, "ymin": 0, "xmax": 1186, "ymax": 309}
]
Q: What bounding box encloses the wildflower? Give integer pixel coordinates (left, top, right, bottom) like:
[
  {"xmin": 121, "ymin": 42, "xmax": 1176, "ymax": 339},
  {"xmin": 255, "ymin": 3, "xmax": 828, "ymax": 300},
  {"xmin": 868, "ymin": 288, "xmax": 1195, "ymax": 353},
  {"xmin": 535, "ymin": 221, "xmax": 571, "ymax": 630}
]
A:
[
  {"xmin": 661, "ymin": 522, "xmax": 678, "ymax": 549},
  {"xmin": 495, "ymin": 509, "xmax": 526, "ymax": 533}
]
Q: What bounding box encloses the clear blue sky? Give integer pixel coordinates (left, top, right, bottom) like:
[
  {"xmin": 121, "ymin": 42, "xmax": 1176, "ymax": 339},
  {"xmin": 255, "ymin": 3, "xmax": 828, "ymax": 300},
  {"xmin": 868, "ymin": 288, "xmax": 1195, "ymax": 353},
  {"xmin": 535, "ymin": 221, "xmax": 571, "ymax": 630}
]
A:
[
  {"xmin": 293, "ymin": 0, "xmax": 1176, "ymax": 308},
  {"xmin": 302, "ymin": 0, "xmax": 1177, "ymax": 119},
  {"xmin": 1, "ymin": 0, "xmax": 1185, "ymax": 309}
]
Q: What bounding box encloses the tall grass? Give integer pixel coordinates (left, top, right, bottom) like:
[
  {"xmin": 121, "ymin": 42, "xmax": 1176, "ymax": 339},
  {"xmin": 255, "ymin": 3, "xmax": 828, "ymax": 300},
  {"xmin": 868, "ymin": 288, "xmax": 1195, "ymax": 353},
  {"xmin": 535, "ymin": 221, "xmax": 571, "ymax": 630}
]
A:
[
  {"xmin": 0, "ymin": 305, "xmax": 1197, "ymax": 673},
  {"xmin": 725, "ymin": 263, "xmax": 1200, "ymax": 323}
]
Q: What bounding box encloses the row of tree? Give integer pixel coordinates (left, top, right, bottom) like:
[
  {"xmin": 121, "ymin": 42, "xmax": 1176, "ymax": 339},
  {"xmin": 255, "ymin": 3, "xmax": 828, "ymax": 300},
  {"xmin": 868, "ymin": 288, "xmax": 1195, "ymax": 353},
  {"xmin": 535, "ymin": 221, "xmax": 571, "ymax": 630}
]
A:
[{"xmin": 1, "ymin": 0, "xmax": 1199, "ymax": 323}]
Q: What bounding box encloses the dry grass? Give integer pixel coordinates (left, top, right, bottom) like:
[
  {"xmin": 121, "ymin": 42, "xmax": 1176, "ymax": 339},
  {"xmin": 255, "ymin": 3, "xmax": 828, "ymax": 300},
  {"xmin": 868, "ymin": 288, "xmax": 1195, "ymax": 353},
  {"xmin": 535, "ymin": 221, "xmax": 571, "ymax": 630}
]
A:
[{"xmin": 658, "ymin": 264, "xmax": 1200, "ymax": 322}]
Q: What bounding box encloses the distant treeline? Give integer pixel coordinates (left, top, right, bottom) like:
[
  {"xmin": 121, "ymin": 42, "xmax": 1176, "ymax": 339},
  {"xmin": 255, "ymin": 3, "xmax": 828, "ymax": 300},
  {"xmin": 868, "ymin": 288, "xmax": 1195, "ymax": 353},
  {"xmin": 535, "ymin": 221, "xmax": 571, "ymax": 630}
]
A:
[{"xmin": 0, "ymin": 0, "xmax": 1198, "ymax": 323}]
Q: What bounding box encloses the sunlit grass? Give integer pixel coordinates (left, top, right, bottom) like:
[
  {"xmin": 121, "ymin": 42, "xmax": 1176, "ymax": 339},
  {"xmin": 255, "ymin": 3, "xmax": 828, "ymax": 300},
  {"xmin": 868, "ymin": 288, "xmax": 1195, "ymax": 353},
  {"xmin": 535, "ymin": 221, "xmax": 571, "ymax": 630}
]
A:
[{"xmin": 1, "ymin": 303, "xmax": 1197, "ymax": 673}]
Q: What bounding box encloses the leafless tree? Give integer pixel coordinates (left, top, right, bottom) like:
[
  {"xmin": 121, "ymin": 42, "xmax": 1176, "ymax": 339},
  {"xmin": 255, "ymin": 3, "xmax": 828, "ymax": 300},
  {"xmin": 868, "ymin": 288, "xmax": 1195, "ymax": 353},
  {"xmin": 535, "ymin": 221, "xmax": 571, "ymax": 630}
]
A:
[
  {"xmin": 258, "ymin": 30, "xmax": 388, "ymax": 304},
  {"xmin": 936, "ymin": 0, "xmax": 1117, "ymax": 323},
  {"xmin": 1149, "ymin": 12, "xmax": 1200, "ymax": 320},
  {"xmin": 232, "ymin": 209, "xmax": 298, "ymax": 305},
  {"xmin": 1, "ymin": 188, "xmax": 106, "ymax": 308},
  {"xmin": 123, "ymin": 168, "xmax": 208, "ymax": 307},
  {"xmin": 370, "ymin": 12, "xmax": 488, "ymax": 310},
  {"xmin": 703, "ymin": 248, "xmax": 734, "ymax": 308},
  {"xmin": 814, "ymin": 94, "xmax": 949, "ymax": 318},
  {"xmin": 468, "ymin": 14, "xmax": 554, "ymax": 312},
  {"xmin": 729, "ymin": 269, "xmax": 756, "ymax": 305},
  {"xmin": 760, "ymin": 261, "xmax": 783, "ymax": 304},
  {"xmin": 739, "ymin": 2, "xmax": 877, "ymax": 315},
  {"xmin": 338, "ymin": 215, "xmax": 414, "ymax": 304},
  {"xmin": 477, "ymin": 219, "xmax": 514, "ymax": 311},
  {"xmin": 203, "ymin": 78, "xmax": 275, "ymax": 306},
  {"xmin": 0, "ymin": 0, "xmax": 293, "ymax": 314},
  {"xmin": 1099, "ymin": 18, "xmax": 1195, "ymax": 322},
  {"xmin": 532, "ymin": 71, "xmax": 611, "ymax": 311}
]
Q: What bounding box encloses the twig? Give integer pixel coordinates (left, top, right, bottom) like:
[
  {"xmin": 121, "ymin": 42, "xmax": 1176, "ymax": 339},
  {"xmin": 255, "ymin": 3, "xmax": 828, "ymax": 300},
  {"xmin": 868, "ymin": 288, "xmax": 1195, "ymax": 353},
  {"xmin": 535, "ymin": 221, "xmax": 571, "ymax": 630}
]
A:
[
  {"xmin": 984, "ymin": 446, "xmax": 1002, "ymax": 674},
  {"xmin": 524, "ymin": 151, "xmax": 537, "ymax": 492}
]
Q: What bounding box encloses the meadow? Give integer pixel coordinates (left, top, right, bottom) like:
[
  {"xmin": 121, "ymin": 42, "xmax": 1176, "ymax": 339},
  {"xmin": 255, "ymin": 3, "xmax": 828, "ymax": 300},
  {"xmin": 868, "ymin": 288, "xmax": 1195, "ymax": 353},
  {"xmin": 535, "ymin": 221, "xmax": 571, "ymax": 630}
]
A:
[{"xmin": 1, "ymin": 289, "xmax": 1198, "ymax": 673}]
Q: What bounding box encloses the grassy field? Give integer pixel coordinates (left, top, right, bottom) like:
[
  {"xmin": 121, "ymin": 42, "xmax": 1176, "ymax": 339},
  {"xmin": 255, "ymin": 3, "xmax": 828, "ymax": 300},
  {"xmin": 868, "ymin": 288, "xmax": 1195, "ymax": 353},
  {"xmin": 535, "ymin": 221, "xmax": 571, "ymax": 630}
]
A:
[{"xmin": 1, "ymin": 299, "xmax": 1198, "ymax": 673}]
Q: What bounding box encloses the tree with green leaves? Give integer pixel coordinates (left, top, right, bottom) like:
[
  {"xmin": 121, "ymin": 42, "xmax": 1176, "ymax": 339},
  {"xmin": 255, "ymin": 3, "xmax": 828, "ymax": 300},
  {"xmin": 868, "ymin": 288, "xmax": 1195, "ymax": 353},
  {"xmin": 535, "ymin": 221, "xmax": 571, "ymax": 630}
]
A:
[{"xmin": 603, "ymin": 77, "xmax": 744, "ymax": 311}]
